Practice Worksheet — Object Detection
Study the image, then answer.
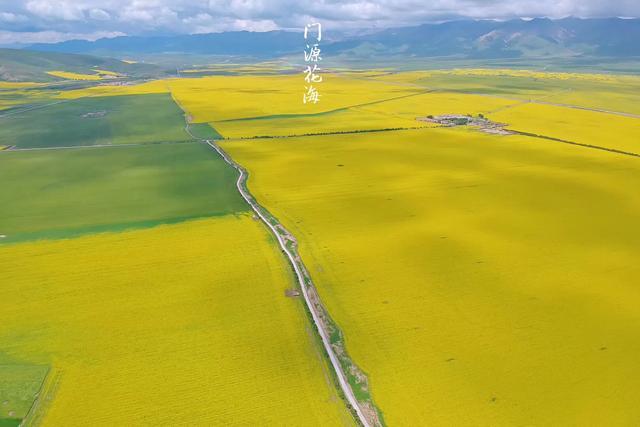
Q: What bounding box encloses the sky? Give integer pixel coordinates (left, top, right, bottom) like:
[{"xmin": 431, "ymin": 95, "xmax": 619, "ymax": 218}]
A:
[{"xmin": 0, "ymin": 0, "xmax": 639, "ymax": 44}]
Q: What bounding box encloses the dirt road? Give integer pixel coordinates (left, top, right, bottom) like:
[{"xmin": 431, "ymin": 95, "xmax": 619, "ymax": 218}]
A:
[{"xmin": 206, "ymin": 140, "xmax": 377, "ymax": 427}]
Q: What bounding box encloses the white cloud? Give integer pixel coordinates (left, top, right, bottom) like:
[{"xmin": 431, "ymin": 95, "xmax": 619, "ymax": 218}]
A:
[
  {"xmin": 231, "ymin": 18, "xmax": 278, "ymax": 31},
  {"xmin": 183, "ymin": 13, "xmax": 277, "ymax": 33},
  {"xmin": 0, "ymin": 0, "xmax": 638, "ymax": 43},
  {"xmin": 118, "ymin": 4, "xmax": 179, "ymax": 28},
  {"xmin": 25, "ymin": 0, "xmax": 85, "ymax": 20},
  {"xmin": 0, "ymin": 12, "xmax": 28, "ymax": 23},
  {"xmin": 89, "ymin": 8, "xmax": 111, "ymax": 21}
]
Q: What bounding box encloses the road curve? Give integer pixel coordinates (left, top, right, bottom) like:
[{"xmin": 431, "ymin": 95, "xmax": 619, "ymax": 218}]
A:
[{"xmin": 206, "ymin": 140, "xmax": 373, "ymax": 427}]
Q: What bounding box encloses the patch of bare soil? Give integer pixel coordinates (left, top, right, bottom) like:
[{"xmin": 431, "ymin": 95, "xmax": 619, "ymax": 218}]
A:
[
  {"xmin": 81, "ymin": 110, "xmax": 107, "ymax": 119},
  {"xmin": 284, "ymin": 289, "xmax": 301, "ymax": 297}
]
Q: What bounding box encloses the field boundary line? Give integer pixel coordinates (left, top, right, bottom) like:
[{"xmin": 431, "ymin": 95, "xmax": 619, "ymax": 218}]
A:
[
  {"xmin": 511, "ymin": 129, "xmax": 640, "ymax": 158},
  {"xmin": 0, "ymin": 100, "xmax": 72, "ymax": 120},
  {"xmin": 0, "ymin": 140, "xmax": 193, "ymax": 152},
  {"xmin": 536, "ymin": 101, "xmax": 640, "ymax": 118},
  {"xmin": 216, "ymin": 89, "xmax": 432, "ymax": 123},
  {"xmin": 206, "ymin": 139, "xmax": 380, "ymax": 427},
  {"xmin": 221, "ymin": 125, "xmax": 428, "ymax": 141},
  {"xmin": 22, "ymin": 368, "xmax": 63, "ymax": 427}
]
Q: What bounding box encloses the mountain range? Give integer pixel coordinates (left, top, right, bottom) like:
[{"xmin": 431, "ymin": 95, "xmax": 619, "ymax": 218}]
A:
[
  {"xmin": 2, "ymin": 17, "xmax": 638, "ymax": 81},
  {"xmin": 26, "ymin": 17, "xmax": 640, "ymax": 59},
  {"xmin": 0, "ymin": 48, "xmax": 164, "ymax": 82}
]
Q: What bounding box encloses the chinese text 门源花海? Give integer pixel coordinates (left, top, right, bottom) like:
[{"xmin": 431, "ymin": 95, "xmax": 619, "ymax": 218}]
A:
[{"xmin": 303, "ymin": 22, "xmax": 322, "ymax": 104}]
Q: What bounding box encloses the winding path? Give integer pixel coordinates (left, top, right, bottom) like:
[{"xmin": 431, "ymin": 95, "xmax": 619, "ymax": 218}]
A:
[{"xmin": 206, "ymin": 140, "xmax": 374, "ymax": 427}]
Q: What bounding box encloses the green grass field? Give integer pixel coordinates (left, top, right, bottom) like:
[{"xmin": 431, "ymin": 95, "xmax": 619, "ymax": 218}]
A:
[
  {"xmin": 187, "ymin": 122, "xmax": 223, "ymax": 140},
  {"xmin": 0, "ymin": 48, "xmax": 163, "ymax": 82},
  {"xmin": 0, "ymin": 365, "xmax": 49, "ymax": 427},
  {"xmin": 0, "ymin": 142, "xmax": 247, "ymax": 243},
  {"xmin": 0, "ymin": 93, "xmax": 191, "ymax": 148}
]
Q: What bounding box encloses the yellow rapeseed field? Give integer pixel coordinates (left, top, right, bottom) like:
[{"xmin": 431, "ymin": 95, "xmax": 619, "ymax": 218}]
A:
[
  {"xmin": 3, "ymin": 66, "xmax": 639, "ymax": 426},
  {"xmin": 373, "ymin": 68, "xmax": 640, "ymax": 84},
  {"xmin": 542, "ymin": 89, "xmax": 640, "ymax": 116},
  {"xmin": 0, "ymin": 86, "xmax": 54, "ymax": 111},
  {"xmin": 371, "ymin": 69, "xmax": 640, "ymax": 115},
  {"xmin": 212, "ymin": 91, "xmax": 525, "ymax": 139},
  {"xmin": 489, "ymin": 103, "xmax": 640, "ymax": 154},
  {"xmin": 0, "ymin": 100, "xmax": 20, "ymax": 111},
  {"xmin": 214, "ymin": 106, "xmax": 428, "ymax": 139},
  {"xmin": 0, "ymin": 89, "xmax": 55, "ymax": 111},
  {"xmin": 359, "ymin": 91, "xmax": 519, "ymax": 121},
  {"xmin": 221, "ymin": 127, "xmax": 640, "ymax": 426},
  {"xmin": 0, "ymin": 82, "xmax": 45, "ymax": 88},
  {"xmin": 58, "ymin": 79, "xmax": 170, "ymax": 99},
  {"xmin": 0, "ymin": 215, "xmax": 353, "ymax": 426},
  {"xmin": 46, "ymin": 71, "xmax": 103, "ymax": 80},
  {"xmin": 439, "ymin": 68, "xmax": 640, "ymax": 82},
  {"xmin": 167, "ymin": 74, "xmax": 528, "ymax": 138},
  {"xmin": 167, "ymin": 74, "xmax": 422, "ymax": 122}
]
